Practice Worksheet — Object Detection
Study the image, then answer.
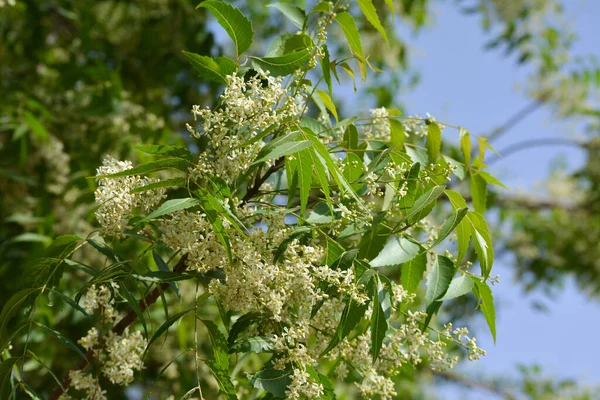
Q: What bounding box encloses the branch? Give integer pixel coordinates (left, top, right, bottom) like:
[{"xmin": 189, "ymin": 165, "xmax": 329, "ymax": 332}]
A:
[
  {"xmin": 49, "ymin": 255, "xmax": 189, "ymax": 400},
  {"xmin": 488, "ymin": 138, "xmax": 585, "ymax": 164},
  {"xmin": 242, "ymin": 157, "xmax": 285, "ymax": 204},
  {"xmin": 486, "ymin": 99, "xmax": 544, "ymax": 143},
  {"xmin": 434, "ymin": 370, "xmax": 516, "ymax": 400}
]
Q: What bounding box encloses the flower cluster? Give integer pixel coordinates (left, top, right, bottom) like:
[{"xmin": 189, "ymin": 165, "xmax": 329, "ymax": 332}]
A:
[{"xmin": 94, "ymin": 155, "xmax": 165, "ymax": 237}]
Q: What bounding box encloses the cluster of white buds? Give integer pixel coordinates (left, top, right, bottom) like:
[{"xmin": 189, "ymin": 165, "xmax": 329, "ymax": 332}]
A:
[{"xmin": 94, "ymin": 155, "xmax": 166, "ymax": 237}]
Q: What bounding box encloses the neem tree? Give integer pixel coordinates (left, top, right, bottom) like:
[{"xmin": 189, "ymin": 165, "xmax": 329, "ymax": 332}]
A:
[{"xmin": 1, "ymin": 1, "xmax": 500, "ymax": 399}]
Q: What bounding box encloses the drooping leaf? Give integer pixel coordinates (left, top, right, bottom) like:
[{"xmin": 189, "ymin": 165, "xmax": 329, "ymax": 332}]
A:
[
  {"xmin": 357, "ymin": 0, "xmax": 389, "ymax": 45},
  {"xmin": 250, "ymin": 50, "xmax": 311, "ymax": 76},
  {"xmin": 267, "ymin": 3, "xmax": 305, "ymax": 28},
  {"xmin": 459, "ymin": 127, "xmax": 471, "ymax": 171},
  {"xmin": 358, "ymin": 222, "xmax": 392, "ymax": 261},
  {"xmin": 197, "ymin": 0, "xmax": 253, "ymax": 58},
  {"xmin": 370, "ymin": 236, "xmax": 420, "ymax": 268},
  {"xmin": 438, "ymin": 274, "xmax": 474, "ymax": 301},
  {"xmin": 321, "ymin": 45, "xmax": 333, "ymax": 96},
  {"xmin": 199, "ymin": 319, "xmax": 230, "ymax": 368},
  {"xmin": 32, "ymin": 322, "xmax": 88, "ymax": 361},
  {"xmin": 425, "ymin": 255, "xmax": 456, "ymax": 306},
  {"xmin": 44, "ymin": 235, "xmax": 82, "ymax": 258},
  {"xmin": 317, "ymin": 90, "xmax": 338, "ymax": 122},
  {"xmin": 426, "ymin": 121, "xmax": 442, "ymax": 163},
  {"xmin": 467, "ymin": 211, "xmax": 494, "ymax": 278},
  {"xmin": 87, "ymin": 238, "xmax": 120, "ymax": 261},
  {"xmin": 474, "ymin": 280, "xmax": 496, "ymax": 343},
  {"xmin": 371, "ymin": 276, "xmax": 389, "ymax": 362},
  {"xmin": 400, "ymin": 250, "xmax": 427, "ymax": 294},
  {"xmin": 429, "ymin": 207, "xmax": 468, "ymax": 249},
  {"xmin": 335, "ymin": 12, "xmax": 366, "ymax": 79},
  {"xmin": 343, "ymin": 124, "xmax": 359, "ymax": 150},
  {"xmin": 145, "ymin": 309, "xmax": 193, "ymax": 356},
  {"xmin": 0, "ymin": 357, "xmax": 18, "ymax": 400},
  {"xmin": 444, "ymin": 190, "xmax": 471, "ymax": 264},
  {"xmin": 0, "ymin": 288, "xmax": 41, "ymax": 345},
  {"xmin": 204, "ymin": 359, "xmax": 238, "ymax": 399},
  {"xmin": 145, "ymin": 198, "xmax": 200, "ymax": 220},
  {"xmin": 470, "ymin": 173, "xmax": 488, "ymax": 214},
  {"xmin": 479, "ymin": 171, "xmax": 508, "ymax": 189},
  {"xmin": 120, "ymin": 286, "xmax": 148, "ymax": 337},
  {"xmin": 134, "ymin": 144, "xmax": 194, "ymax": 161},
  {"xmin": 153, "ymin": 251, "xmax": 181, "ymax": 300}
]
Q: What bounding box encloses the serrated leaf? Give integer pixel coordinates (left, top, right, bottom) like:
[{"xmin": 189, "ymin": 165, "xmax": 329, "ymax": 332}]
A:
[
  {"xmin": 389, "ymin": 119, "xmax": 405, "ymax": 149},
  {"xmin": 249, "ymin": 368, "xmax": 291, "ymax": 398},
  {"xmin": 145, "ymin": 198, "xmax": 200, "ymax": 220},
  {"xmin": 357, "ymin": 0, "xmax": 389, "ymax": 45},
  {"xmin": 438, "ymin": 274, "xmax": 474, "ymax": 301},
  {"xmin": 0, "ymin": 288, "xmax": 41, "ymax": 345},
  {"xmin": 32, "ymin": 321, "xmax": 87, "ymax": 361},
  {"xmin": 134, "ymin": 144, "xmax": 193, "ymax": 161},
  {"xmin": 250, "ymin": 50, "xmax": 311, "ymax": 76},
  {"xmin": 358, "ymin": 223, "xmax": 391, "ymax": 261},
  {"xmin": 321, "ymin": 293, "xmax": 370, "ymax": 356},
  {"xmin": 317, "ymin": 90, "xmax": 338, "ymax": 122},
  {"xmin": 479, "ymin": 171, "xmax": 508, "ymax": 189},
  {"xmin": 198, "ymin": 0, "xmax": 253, "ymax": 58},
  {"xmin": 370, "ymin": 236, "xmax": 419, "ymax": 267},
  {"xmin": 425, "ymin": 255, "xmax": 456, "ymax": 305},
  {"xmin": 183, "ymin": 52, "xmax": 230, "ymax": 84},
  {"xmin": 474, "ymin": 280, "xmax": 496, "ymax": 343},
  {"xmin": 430, "ymin": 207, "xmax": 468, "ymax": 249},
  {"xmin": 227, "ymin": 312, "xmax": 266, "ymax": 347},
  {"xmin": 204, "ymin": 359, "xmax": 238, "ymax": 399},
  {"xmin": 401, "ymin": 250, "xmax": 427, "ymax": 294},
  {"xmin": 99, "ymin": 158, "xmax": 189, "ymax": 178},
  {"xmin": 145, "ymin": 309, "xmax": 193, "ymax": 355},
  {"xmin": 130, "ymin": 177, "xmax": 187, "ymax": 194},
  {"xmin": 199, "ymin": 319, "xmax": 230, "ymax": 368},
  {"xmin": 335, "ymin": 12, "xmax": 366, "ymax": 79},
  {"xmin": 252, "ymin": 140, "xmax": 313, "ymax": 166},
  {"xmin": 403, "ymin": 185, "xmax": 446, "ymax": 222},
  {"xmin": 426, "ymin": 121, "xmax": 442, "ymax": 163},
  {"xmin": 343, "ymin": 124, "xmax": 359, "ymax": 150},
  {"xmin": 87, "ymin": 238, "xmax": 120, "ymax": 261},
  {"xmin": 470, "ymin": 173, "xmax": 488, "ymax": 214},
  {"xmin": 268, "ymin": 3, "xmax": 305, "ymax": 28}
]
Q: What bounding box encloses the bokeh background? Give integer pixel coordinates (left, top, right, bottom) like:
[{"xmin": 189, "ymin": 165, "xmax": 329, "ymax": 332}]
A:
[{"xmin": 1, "ymin": 0, "xmax": 599, "ymax": 398}]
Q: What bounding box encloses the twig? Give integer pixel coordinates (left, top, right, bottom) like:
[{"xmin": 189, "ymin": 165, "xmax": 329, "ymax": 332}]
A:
[
  {"xmin": 49, "ymin": 255, "xmax": 189, "ymax": 400},
  {"xmin": 241, "ymin": 157, "xmax": 285, "ymax": 204},
  {"xmin": 434, "ymin": 370, "xmax": 516, "ymax": 400},
  {"xmin": 488, "ymin": 138, "xmax": 584, "ymax": 164},
  {"xmin": 486, "ymin": 99, "xmax": 544, "ymax": 143}
]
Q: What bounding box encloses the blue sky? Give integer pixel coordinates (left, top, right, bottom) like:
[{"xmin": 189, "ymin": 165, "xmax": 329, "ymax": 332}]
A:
[{"xmin": 395, "ymin": 0, "xmax": 600, "ymax": 397}]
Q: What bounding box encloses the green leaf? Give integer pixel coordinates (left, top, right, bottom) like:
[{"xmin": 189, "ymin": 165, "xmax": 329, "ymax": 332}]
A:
[
  {"xmin": 152, "ymin": 251, "xmax": 181, "ymax": 299},
  {"xmin": 321, "ymin": 293, "xmax": 370, "ymax": 356},
  {"xmin": 50, "ymin": 289, "xmax": 90, "ymax": 318},
  {"xmin": 267, "ymin": 3, "xmax": 305, "ymax": 28},
  {"xmin": 370, "ymin": 236, "xmax": 419, "ymax": 268},
  {"xmin": 183, "ymin": 52, "xmax": 231, "ymax": 84},
  {"xmin": 120, "ymin": 286, "xmax": 148, "ymax": 337},
  {"xmin": 403, "ymin": 185, "xmax": 446, "ymax": 223},
  {"xmin": 130, "ymin": 177, "xmax": 187, "ymax": 194},
  {"xmin": 460, "ymin": 128, "xmax": 471, "ymax": 171},
  {"xmin": 249, "ymin": 368, "xmax": 291, "ymax": 398},
  {"xmin": 384, "ymin": 0, "xmax": 395, "ymax": 21},
  {"xmin": 358, "ymin": 223, "xmax": 392, "ymax": 261},
  {"xmin": 321, "ymin": 45, "xmax": 333, "ymax": 96},
  {"xmin": 32, "ymin": 321, "xmax": 88, "ymax": 361},
  {"xmin": 21, "ymin": 381, "xmax": 45, "ymax": 400},
  {"xmin": 335, "ymin": 12, "xmax": 366, "ymax": 79},
  {"xmin": 0, "ymin": 288, "xmax": 41, "ymax": 345},
  {"xmin": 389, "ymin": 119, "xmax": 405, "ymax": 149},
  {"xmin": 474, "ymin": 280, "xmax": 496, "ymax": 343},
  {"xmin": 44, "ymin": 235, "xmax": 82, "ymax": 258},
  {"xmin": 145, "ymin": 198, "xmax": 200, "ymax": 220},
  {"xmin": 317, "ymin": 90, "xmax": 338, "ymax": 122},
  {"xmin": 134, "ymin": 144, "xmax": 193, "ymax": 161},
  {"xmin": 371, "ymin": 277, "xmax": 388, "ymax": 362},
  {"xmin": 199, "ymin": 319, "xmax": 230, "ymax": 368},
  {"xmin": 306, "ymin": 202, "xmax": 333, "ymax": 224},
  {"xmin": 398, "ymin": 162, "xmax": 420, "ymax": 212},
  {"xmin": 426, "ymin": 121, "xmax": 442, "ymax": 163},
  {"xmin": 252, "ymin": 140, "xmax": 313, "ymax": 166},
  {"xmin": 145, "ymin": 309, "xmax": 193, "ymax": 355},
  {"xmin": 438, "ymin": 274, "xmax": 474, "ymax": 301},
  {"xmin": 99, "ymin": 158, "xmax": 189, "ymax": 178},
  {"xmin": 479, "ymin": 171, "xmax": 508, "ymax": 189},
  {"xmin": 401, "ymin": 250, "xmax": 427, "ymax": 294},
  {"xmin": 357, "ymin": 0, "xmax": 389, "ymax": 45},
  {"xmin": 274, "ymin": 226, "xmax": 312, "ymax": 263},
  {"xmin": 197, "ymin": 0, "xmax": 253, "ymax": 58},
  {"xmin": 470, "ymin": 173, "xmax": 488, "ymax": 214},
  {"xmin": 229, "ymin": 336, "xmax": 274, "ymax": 353},
  {"xmin": 0, "ymin": 357, "xmax": 18, "ymax": 400},
  {"xmin": 429, "ymin": 208, "xmax": 468, "ymax": 249},
  {"xmin": 23, "ymin": 111, "xmax": 48, "ymax": 140},
  {"xmin": 250, "ymin": 50, "xmax": 311, "ymax": 76},
  {"xmin": 425, "ymin": 255, "xmax": 456, "ymax": 305},
  {"xmin": 444, "ymin": 190, "xmax": 471, "ymax": 263},
  {"xmin": 87, "ymin": 238, "xmax": 120, "ymax": 262},
  {"xmin": 204, "ymin": 360, "xmax": 238, "ymax": 399},
  {"xmin": 227, "ymin": 312, "xmax": 266, "ymax": 347},
  {"xmin": 343, "ymin": 124, "xmax": 359, "ymax": 150},
  {"xmin": 467, "ymin": 211, "xmax": 494, "ymax": 278}
]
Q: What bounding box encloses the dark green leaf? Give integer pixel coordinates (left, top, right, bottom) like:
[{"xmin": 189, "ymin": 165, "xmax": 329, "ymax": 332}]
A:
[
  {"xmin": 474, "ymin": 280, "xmax": 496, "ymax": 343},
  {"xmin": 44, "ymin": 235, "xmax": 82, "ymax": 258},
  {"xmin": 99, "ymin": 158, "xmax": 189, "ymax": 178},
  {"xmin": 204, "ymin": 359, "xmax": 238, "ymax": 399},
  {"xmin": 153, "ymin": 251, "xmax": 181, "ymax": 299},
  {"xmin": 371, "ymin": 277, "xmax": 388, "ymax": 362},
  {"xmin": 249, "ymin": 368, "xmax": 291, "ymax": 398},
  {"xmin": 130, "ymin": 177, "xmax": 187, "ymax": 194},
  {"xmin": 229, "ymin": 336, "xmax": 274, "ymax": 353},
  {"xmin": 134, "ymin": 144, "xmax": 193, "ymax": 161},
  {"xmin": 199, "ymin": 319, "xmax": 230, "ymax": 368},
  {"xmin": 0, "ymin": 288, "xmax": 41, "ymax": 345},
  {"xmin": 401, "ymin": 250, "xmax": 427, "ymax": 294},
  {"xmin": 403, "ymin": 185, "xmax": 446, "ymax": 223},
  {"xmin": 32, "ymin": 321, "xmax": 87, "ymax": 361},
  {"xmin": 0, "ymin": 357, "xmax": 18, "ymax": 400},
  {"xmin": 429, "ymin": 208, "xmax": 468, "ymax": 249},
  {"xmin": 120, "ymin": 286, "xmax": 148, "ymax": 337},
  {"xmin": 145, "ymin": 309, "xmax": 193, "ymax": 355},
  {"xmin": 274, "ymin": 226, "xmax": 312, "ymax": 263}
]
